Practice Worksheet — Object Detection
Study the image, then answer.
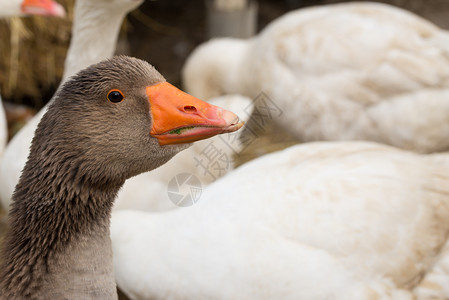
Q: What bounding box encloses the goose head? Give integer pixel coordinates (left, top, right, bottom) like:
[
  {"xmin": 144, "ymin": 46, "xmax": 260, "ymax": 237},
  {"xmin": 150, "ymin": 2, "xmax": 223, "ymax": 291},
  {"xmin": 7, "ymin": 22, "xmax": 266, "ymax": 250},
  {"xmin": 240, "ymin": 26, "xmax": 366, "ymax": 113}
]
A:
[
  {"xmin": 5, "ymin": 0, "xmax": 66, "ymax": 17},
  {"xmin": 34, "ymin": 55, "xmax": 243, "ymax": 182},
  {"xmin": 0, "ymin": 56, "xmax": 243, "ymax": 299}
]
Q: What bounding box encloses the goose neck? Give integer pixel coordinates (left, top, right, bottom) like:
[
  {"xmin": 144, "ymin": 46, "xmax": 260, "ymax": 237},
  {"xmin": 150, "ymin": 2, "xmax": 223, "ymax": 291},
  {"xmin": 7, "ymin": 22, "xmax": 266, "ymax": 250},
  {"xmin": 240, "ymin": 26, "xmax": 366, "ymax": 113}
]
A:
[{"xmin": 0, "ymin": 151, "xmax": 122, "ymax": 299}]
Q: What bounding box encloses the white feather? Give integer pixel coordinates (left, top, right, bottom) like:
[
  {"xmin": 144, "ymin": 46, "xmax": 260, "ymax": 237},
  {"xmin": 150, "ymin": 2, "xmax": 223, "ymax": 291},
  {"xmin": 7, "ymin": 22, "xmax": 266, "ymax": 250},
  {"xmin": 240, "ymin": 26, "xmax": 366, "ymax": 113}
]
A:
[
  {"xmin": 112, "ymin": 141, "xmax": 449, "ymax": 300},
  {"xmin": 183, "ymin": 2, "xmax": 449, "ymax": 153}
]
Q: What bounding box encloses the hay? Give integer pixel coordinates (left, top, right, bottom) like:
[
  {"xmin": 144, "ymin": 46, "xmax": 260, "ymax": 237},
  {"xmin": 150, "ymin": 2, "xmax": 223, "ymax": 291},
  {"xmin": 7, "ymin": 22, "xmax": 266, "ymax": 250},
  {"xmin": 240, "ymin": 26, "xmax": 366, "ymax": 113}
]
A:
[{"xmin": 0, "ymin": 0, "xmax": 74, "ymax": 108}]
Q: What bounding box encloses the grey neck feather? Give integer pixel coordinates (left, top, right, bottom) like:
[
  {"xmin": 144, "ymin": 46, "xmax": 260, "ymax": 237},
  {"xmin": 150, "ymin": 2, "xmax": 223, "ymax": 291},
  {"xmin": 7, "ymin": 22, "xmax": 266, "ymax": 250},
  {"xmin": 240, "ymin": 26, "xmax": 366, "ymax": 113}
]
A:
[
  {"xmin": 41, "ymin": 220, "xmax": 117, "ymax": 300},
  {"xmin": 0, "ymin": 129, "xmax": 124, "ymax": 299}
]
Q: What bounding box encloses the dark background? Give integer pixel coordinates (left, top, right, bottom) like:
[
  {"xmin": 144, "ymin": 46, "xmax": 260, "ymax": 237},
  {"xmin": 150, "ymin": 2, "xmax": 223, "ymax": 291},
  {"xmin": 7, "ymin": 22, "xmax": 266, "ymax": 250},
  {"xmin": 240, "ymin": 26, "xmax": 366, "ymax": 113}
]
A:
[{"xmin": 2, "ymin": 0, "xmax": 449, "ymax": 110}]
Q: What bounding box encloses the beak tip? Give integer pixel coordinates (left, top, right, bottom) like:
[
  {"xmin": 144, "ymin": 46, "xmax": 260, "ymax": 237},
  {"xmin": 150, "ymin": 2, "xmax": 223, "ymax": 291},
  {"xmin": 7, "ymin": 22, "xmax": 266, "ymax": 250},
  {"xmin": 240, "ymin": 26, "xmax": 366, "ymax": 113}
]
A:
[
  {"xmin": 222, "ymin": 110, "xmax": 241, "ymax": 127},
  {"xmin": 235, "ymin": 120, "xmax": 245, "ymax": 130},
  {"xmin": 224, "ymin": 120, "xmax": 245, "ymax": 134}
]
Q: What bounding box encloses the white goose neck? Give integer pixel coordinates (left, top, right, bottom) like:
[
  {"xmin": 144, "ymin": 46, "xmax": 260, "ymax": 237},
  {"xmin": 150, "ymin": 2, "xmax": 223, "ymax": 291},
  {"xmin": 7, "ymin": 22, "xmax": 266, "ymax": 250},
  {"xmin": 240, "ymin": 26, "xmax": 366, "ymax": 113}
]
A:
[{"xmin": 62, "ymin": 0, "xmax": 128, "ymax": 82}]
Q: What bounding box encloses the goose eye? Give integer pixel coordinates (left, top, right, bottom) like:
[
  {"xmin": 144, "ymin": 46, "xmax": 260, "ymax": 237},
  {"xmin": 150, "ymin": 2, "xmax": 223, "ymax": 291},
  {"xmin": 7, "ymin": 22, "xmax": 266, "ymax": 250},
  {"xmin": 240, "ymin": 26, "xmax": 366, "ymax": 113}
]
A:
[{"xmin": 107, "ymin": 89, "xmax": 125, "ymax": 103}]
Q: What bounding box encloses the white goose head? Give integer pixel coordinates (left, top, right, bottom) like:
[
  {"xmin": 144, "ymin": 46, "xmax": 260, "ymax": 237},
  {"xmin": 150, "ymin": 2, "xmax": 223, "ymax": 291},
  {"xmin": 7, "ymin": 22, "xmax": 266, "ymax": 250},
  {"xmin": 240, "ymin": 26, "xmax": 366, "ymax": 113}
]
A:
[{"xmin": 1, "ymin": 0, "xmax": 65, "ymax": 17}]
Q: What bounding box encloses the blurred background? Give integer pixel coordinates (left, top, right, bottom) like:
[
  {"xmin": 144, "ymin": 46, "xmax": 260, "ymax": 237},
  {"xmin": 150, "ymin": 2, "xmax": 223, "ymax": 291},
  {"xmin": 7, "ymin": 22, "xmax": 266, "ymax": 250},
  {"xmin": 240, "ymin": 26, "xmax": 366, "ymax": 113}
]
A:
[
  {"xmin": 1, "ymin": 2, "xmax": 449, "ymax": 299},
  {"xmin": 0, "ymin": 0, "xmax": 448, "ymax": 163},
  {"xmin": 1, "ymin": 0, "xmax": 449, "ymax": 141}
]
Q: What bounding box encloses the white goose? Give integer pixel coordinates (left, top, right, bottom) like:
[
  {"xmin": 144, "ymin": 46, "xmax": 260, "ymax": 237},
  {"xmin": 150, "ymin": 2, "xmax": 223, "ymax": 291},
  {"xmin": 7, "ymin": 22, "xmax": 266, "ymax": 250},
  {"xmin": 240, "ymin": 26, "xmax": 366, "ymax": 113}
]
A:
[
  {"xmin": 0, "ymin": 0, "xmax": 144, "ymax": 210},
  {"xmin": 111, "ymin": 141, "xmax": 449, "ymax": 300},
  {"xmin": 0, "ymin": 0, "xmax": 65, "ymax": 157},
  {"xmin": 183, "ymin": 2, "xmax": 449, "ymax": 153}
]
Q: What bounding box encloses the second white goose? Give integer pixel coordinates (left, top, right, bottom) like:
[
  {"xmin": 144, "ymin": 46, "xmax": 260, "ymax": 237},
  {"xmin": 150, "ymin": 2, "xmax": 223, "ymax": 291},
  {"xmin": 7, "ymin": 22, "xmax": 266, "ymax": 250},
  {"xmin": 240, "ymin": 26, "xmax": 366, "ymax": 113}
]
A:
[
  {"xmin": 183, "ymin": 2, "xmax": 449, "ymax": 153},
  {"xmin": 112, "ymin": 141, "xmax": 449, "ymax": 300}
]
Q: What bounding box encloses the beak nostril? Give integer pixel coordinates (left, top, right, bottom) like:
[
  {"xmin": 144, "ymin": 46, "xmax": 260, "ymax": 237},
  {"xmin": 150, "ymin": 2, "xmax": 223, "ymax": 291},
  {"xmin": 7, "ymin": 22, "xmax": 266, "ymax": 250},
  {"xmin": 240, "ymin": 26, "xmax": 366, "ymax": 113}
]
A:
[{"xmin": 183, "ymin": 105, "xmax": 197, "ymax": 113}]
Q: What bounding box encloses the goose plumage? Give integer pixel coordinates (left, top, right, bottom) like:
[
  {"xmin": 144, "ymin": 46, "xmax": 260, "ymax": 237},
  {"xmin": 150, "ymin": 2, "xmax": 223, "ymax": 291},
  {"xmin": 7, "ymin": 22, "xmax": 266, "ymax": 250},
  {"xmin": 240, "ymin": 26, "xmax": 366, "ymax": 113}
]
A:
[
  {"xmin": 111, "ymin": 141, "xmax": 449, "ymax": 300},
  {"xmin": 0, "ymin": 0, "xmax": 144, "ymax": 210},
  {"xmin": 0, "ymin": 55, "xmax": 243, "ymax": 299},
  {"xmin": 183, "ymin": 2, "xmax": 449, "ymax": 153}
]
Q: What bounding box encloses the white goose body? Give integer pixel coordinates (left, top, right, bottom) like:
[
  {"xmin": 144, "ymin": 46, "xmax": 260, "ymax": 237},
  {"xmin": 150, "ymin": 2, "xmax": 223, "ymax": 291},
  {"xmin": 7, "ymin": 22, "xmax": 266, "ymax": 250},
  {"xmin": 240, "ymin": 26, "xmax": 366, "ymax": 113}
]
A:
[
  {"xmin": 112, "ymin": 141, "xmax": 449, "ymax": 300},
  {"xmin": 0, "ymin": 0, "xmax": 144, "ymax": 210},
  {"xmin": 183, "ymin": 2, "xmax": 449, "ymax": 153}
]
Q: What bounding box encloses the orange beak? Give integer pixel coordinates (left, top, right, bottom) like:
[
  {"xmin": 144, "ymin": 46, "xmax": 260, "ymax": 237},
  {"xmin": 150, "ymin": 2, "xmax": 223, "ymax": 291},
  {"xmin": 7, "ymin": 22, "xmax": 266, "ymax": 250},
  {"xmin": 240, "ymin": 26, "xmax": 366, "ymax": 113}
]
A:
[
  {"xmin": 21, "ymin": 0, "xmax": 66, "ymax": 17},
  {"xmin": 147, "ymin": 82, "xmax": 244, "ymax": 145}
]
